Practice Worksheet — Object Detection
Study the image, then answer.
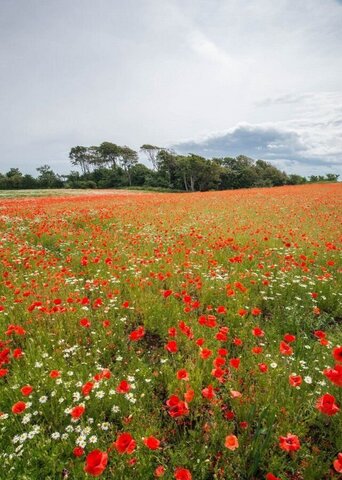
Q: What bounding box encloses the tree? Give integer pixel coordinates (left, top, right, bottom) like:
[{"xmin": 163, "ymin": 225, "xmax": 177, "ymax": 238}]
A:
[
  {"xmin": 140, "ymin": 144, "xmax": 163, "ymax": 170},
  {"xmin": 36, "ymin": 165, "xmax": 64, "ymax": 188},
  {"xmin": 98, "ymin": 142, "xmax": 121, "ymax": 168},
  {"xmin": 118, "ymin": 146, "xmax": 138, "ymax": 186},
  {"xmin": 69, "ymin": 146, "xmax": 90, "ymax": 174}
]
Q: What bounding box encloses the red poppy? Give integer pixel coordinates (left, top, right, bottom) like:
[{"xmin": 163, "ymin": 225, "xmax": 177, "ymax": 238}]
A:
[
  {"xmin": 20, "ymin": 385, "xmax": 33, "ymax": 396},
  {"xmin": 177, "ymin": 369, "xmax": 189, "ymax": 381},
  {"xmin": 116, "ymin": 380, "xmax": 131, "ymax": 394},
  {"xmin": 49, "ymin": 370, "xmax": 61, "ymax": 378},
  {"xmin": 82, "ymin": 381, "xmax": 94, "ymax": 396},
  {"xmin": 73, "ymin": 446, "xmax": 84, "ymax": 457},
  {"xmin": 289, "ymin": 374, "xmax": 302, "ymax": 387},
  {"xmin": 316, "ymin": 393, "xmax": 340, "ymax": 416},
  {"xmin": 84, "ymin": 449, "xmax": 108, "ymax": 476},
  {"xmin": 279, "ymin": 341, "xmax": 293, "ymax": 356},
  {"xmin": 279, "ymin": 433, "xmax": 300, "ymax": 452},
  {"xmin": 155, "ymin": 465, "xmax": 166, "ymax": 477},
  {"xmin": 333, "ymin": 346, "xmax": 342, "ymax": 363},
  {"xmin": 323, "ymin": 364, "xmax": 342, "ymax": 387},
  {"xmin": 174, "ymin": 468, "xmax": 192, "ymax": 480},
  {"xmin": 165, "ymin": 341, "xmax": 178, "ymax": 353},
  {"xmin": 166, "ymin": 395, "xmax": 189, "ymax": 418},
  {"xmin": 225, "ymin": 434, "xmax": 239, "ymax": 450},
  {"xmin": 113, "ymin": 432, "xmax": 136, "ymax": 454},
  {"xmin": 202, "ymin": 384, "xmax": 216, "ymax": 400},
  {"xmin": 143, "ymin": 436, "xmax": 161, "ymax": 450},
  {"xmin": 12, "ymin": 401, "xmax": 26, "ymax": 414},
  {"xmin": 129, "ymin": 326, "xmax": 145, "ymax": 341},
  {"xmin": 70, "ymin": 405, "xmax": 85, "ymax": 419},
  {"xmin": 333, "ymin": 452, "xmax": 342, "ymax": 473}
]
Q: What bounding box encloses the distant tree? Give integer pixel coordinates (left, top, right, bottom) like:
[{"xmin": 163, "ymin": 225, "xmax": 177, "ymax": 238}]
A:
[
  {"xmin": 36, "ymin": 165, "xmax": 64, "ymax": 188},
  {"xmin": 118, "ymin": 146, "xmax": 138, "ymax": 186},
  {"xmin": 325, "ymin": 173, "xmax": 340, "ymax": 182},
  {"xmin": 98, "ymin": 142, "xmax": 121, "ymax": 168},
  {"xmin": 287, "ymin": 174, "xmax": 307, "ymax": 185},
  {"xmin": 130, "ymin": 163, "xmax": 152, "ymax": 186},
  {"xmin": 69, "ymin": 146, "xmax": 90, "ymax": 174},
  {"xmin": 5, "ymin": 168, "xmax": 24, "ymax": 189},
  {"xmin": 140, "ymin": 144, "xmax": 163, "ymax": 170}
]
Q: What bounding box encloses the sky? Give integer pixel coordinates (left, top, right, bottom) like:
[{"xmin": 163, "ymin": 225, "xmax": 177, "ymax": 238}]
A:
[{"xmin": 1, "ymin": 0, "xmax": 342, "ymax": 177}]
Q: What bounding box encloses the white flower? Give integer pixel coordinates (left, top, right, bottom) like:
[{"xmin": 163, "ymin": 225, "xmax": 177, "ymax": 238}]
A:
[
  {"xmin": 304, "ymin": 376, "xmax": 312, "ymax": 384},
  {"xmin": 112, "ymin": 405, "xmax": 120, "ymax": 413},
  {"xmin": 89, "ymin": 435, "xmax": 97, "ymax": 443},
  {"xmin": 51, "ymin": 432, "xmax": 60, "ymax": 440},
  {"xmin": 270, "ymin": 362, "xmax": 277, "ymax": 368},
  {"xmin": 39, "ymin": 396, "xmax": 48, "ymax": 404}
]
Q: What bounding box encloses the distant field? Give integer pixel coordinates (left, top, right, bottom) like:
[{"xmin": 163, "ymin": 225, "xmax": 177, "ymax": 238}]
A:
[
  {"xmin": 0, "ymin": 189, "xmax": 150, "ymax": 198},
  {"xmin": 0, "ymin": 183, "xmax": 341, "ymax": 479}
]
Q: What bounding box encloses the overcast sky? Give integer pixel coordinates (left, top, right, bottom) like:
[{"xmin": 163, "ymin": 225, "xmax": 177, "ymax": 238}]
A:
[{"xmin": 1, "ymin": 0, "xmax": 342, "ymax": 176}]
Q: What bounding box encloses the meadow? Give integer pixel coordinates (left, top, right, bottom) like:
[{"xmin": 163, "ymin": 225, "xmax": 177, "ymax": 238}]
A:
[{"xmin": 0, "ymin": 184, "xmax": 341, "ymax": 480}]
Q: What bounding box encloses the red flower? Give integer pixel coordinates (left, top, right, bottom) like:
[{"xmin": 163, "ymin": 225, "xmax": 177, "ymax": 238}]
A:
[
  {"xmin": 279, "ymin": 341, "xmax": 293, "ymax": 356},
  {"xmin": 202, "ymin": 384, "xmax": 216, "ymax": 400},
  {"xmin": 20, "ymin": 385, "xmax": 33, "ymax": 396},
  {"xmin": 166, "ymin": 395, "xmax": 189, "ymax": 418},
  {"xmin": 143, "ymin": 436, "xmax": 161, "ymax": 450},
  {"xmin": 129, "ymin": 326, "xmax": 145, "ymax": 341},
  {"xmin": 116, "ymin": 380, "xmax": 131, "ymax": 394},
  {"xmin": 174, "ymin": 467, "xmax": 192, "ymax": 480},
  {"xmin": 12, "ymin": 401, "xmax": 26, "ymax": 414},
  {"xmin": 165, "ymin": 341, "xmax": 178, "ymax": 353},
  {"xmin": 225, "ymin": 434, "xmax": 239, "ymax": 450},
  {"xmin": 333, "ymin": 346, "xmax": 342, "ymax": 363},
  {"xmin": 177, "ymin": 369, "xmax": 189, "ymax": 381},
  {"xmin": 84, "ymin": 449, "xmax": 108, "ymax": 476},
  {"xmin": 266, "ymin": 474, "xmax": 281, "ymax": 480},
  {"xmin": 73, "ymin": 446, "xmax": 84, "ymax": 457},
  {"xmin": 258, "ymin": 363, "xmax": 268, "ymax": 373},
  {"xmin": 49, "ymin": 370, "xmax": 61, "ymax": 378},
  {"xmin": 113, "ymin": 432, "xmax": 136, "ymax": 454},
  {"xmin": 289, "ymin": 374, "xmax": 302, "ymax": 387},
  {"xmin": 323, "ymin": 364, "xmax": 342, "ymax": 387},
  {"xmin": 333, "ymin": 452, "xmax": 342, "ymax": 473},
  {"xmin": 283, "ymin": 333, "xmax": 296, "ymax": 343},
  {"xmin": 0, "ymin": 369, "xmax": 9, "ymax": 377},
  {"xmin": 316, "ymin": 393, "xmax": 340, "ymax": 416},
  {"xmin": 155, "ymin": 465, "xmax": 166, "ymax": 477},
  {"xmin": 80, "ymin": 317, "xmax": 91, "ymax": 328},
  {"xmin": 82, "ymin": 381, "xmax": 94, "ymax": 396},
  {"xmin": 251, "ymin": 308, "xmax": 262, "ymax": 316},
  {"xmin": 252, "ymin": 327, "xmax": 264, "ymax": 337},
  {"xmin": 71, "ymin": 405, "xmax": 85, "ymax": 419},
  {"xmin": 279, "ymin": 433, "xmax": 300, "ymax": 452}
]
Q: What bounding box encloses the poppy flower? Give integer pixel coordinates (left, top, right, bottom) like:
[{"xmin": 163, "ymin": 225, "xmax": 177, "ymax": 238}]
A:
[
  {"xmin": 49, "ymin": 370, "xmax": 61, "ymax": 378},
  {"xmin": 333, "ymin": 346, "xmax": 342, "ymax": 363},
  {"xmin": 155, "ymin": 465, "xmax": 166, "ymax": 477},
  {"xmin": 279, "ymin": 433, "xmax": 300, "ymax": 452},
  {"xmin": 116, "ymin": 380, "xmax": 131, "ymax": 394},
  {"xmin": 225, "ymin": 434, "xmax": 239, "ymax": 450},
  {"xmin": 166, "ymin": 395, "xmax": 189, "ymax": 418},
  {"xmin": 323, "ymin": 364, "xmax": 342, "ymax": 387},
  {"xmin": 316, "ymin": 393, "xmax": 340, "ymax": 416},
  {"xmin": 113, "ymin": 432, "xmax": 136, "ymax": 454},
  {"xmin": 289, "ymin": 374, "xmax": 302, "ymax": 387},
  {"xmin": 12, "ymin": 401, "xmax": 26, "ymax": 414},
  {"xmin": 177, "ymin": 369, "xmax": 189, "ymax": 381},
  {"xmin": 73, "ymin": 446, "xmax": 84, "ymax": 457},
  {"xmin": 333, "ymin": 452, "xmax": 342, "ymax": 473},
  {"xmin": 174, "ymin": 468, "xmax": 192, "ymax": 480},
  {"xmin": 279, "ymin": 341, "xmax": 293, "ymax": 356},
  {"xmin": 143, "ymin": 436, "xmax": 161, "ymax": 450},
  {"xmin": 82, "ymin": 381, "xmax": 94, "ymax": 396},
  {"xmin": 165, "ymin": 341, "xmax": 178, "ymax": 353},
  {"xmin": 20, "ymin": 385, "xmax": 33, "ymax": 396},
  {"xmin": 84, "ymin": 449, "xmax": 108, "ymax": 477},
  {"xmin": 70, "ymin": 405, "xmax": 86, "ymax": 419},
  {"xmin": 129, "ymin": 326, "xmax": 145, "ymax": 341}
]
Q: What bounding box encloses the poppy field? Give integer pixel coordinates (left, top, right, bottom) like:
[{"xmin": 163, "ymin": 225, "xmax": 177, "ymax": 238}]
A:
[{"xmin": 0, "ymin": 184, "xmax": 341, "ymax": 480}]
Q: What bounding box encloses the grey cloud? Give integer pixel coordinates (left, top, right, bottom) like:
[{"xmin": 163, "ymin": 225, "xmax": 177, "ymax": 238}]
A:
[{"xmin": 173, "ymin": 121, "xmax": 342, "ymax": 175}]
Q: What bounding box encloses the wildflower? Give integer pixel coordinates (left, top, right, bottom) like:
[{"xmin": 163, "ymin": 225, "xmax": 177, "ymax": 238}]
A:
[
  {"xmin": 279, "ymin": 433, "xmax": 300, "ymax": 452},
  {"xmin": 12, "ymin": 401, "xmax": 26, "ymax": 415},
  {"xmin": 225, "ymin": 434, "xmax": 239, "ymax": 450},
  {"xmin": 84, "ymin": 449, "xmax": 108, "ymax": 477},
  {"xmin": 316, "ymin": 393, "xmax": 340, "ymax": 416},
  {"xmin": 113, "ymin": 432, "xmax": 136, "ymax": 454},
  {"xmin": 143, "ymin": 436, "xmax": 161, "ymax": 450}
]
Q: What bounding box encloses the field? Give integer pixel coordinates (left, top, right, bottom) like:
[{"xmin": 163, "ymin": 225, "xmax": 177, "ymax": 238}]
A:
[{"xmin": 0, "ymin": 184, "xmax": 341, "ymax": 480}]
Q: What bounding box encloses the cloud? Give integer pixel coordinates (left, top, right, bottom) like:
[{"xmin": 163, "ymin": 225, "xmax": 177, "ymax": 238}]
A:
[{"xmin": 173, "ymin": 121, "xmax": 342, "ymax": 175}]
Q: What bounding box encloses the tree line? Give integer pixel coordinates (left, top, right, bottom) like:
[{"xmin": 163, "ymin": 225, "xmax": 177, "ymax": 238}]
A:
[{"xmin": 0, "ymin": 142, "xmax": 339, "ymax": 190}]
